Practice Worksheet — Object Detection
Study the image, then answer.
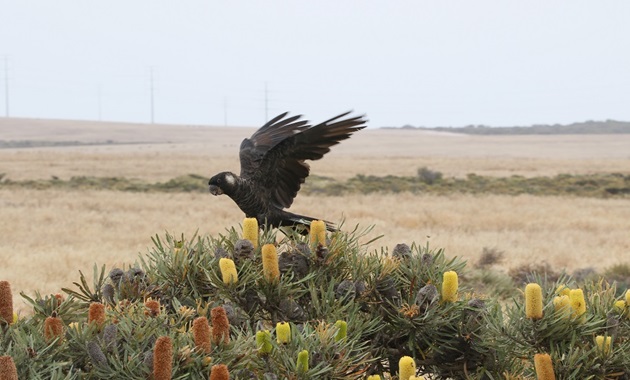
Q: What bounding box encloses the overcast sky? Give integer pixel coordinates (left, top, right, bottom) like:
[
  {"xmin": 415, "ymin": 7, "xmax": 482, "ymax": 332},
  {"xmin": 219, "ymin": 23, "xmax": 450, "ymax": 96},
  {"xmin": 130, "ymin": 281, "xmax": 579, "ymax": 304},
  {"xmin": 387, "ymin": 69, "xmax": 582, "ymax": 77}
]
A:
[{"xmin": 1, "ymin": 1, "xmax": 629, "ymax": 128}]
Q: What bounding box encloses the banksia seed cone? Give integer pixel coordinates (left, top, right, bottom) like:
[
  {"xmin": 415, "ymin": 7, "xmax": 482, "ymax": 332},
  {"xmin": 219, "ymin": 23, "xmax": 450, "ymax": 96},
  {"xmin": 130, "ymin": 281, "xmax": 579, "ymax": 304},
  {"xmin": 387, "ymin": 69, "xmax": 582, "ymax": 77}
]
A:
[
  {"xmin": 262, "ymin": 244, "xmax": 280, "ymax": 282},
  {"xmin": 88, "ymin": 302, "xmax": 106, "ymax": 327},
  {"xmin": 242, "ymin": 217, "xmax": 259, "ymax": 248},
  {"xmin": 0, "ymin": 356, "xmax": 18, "ymax": 380},
  {"xmin": 87, "ymin": 341, "xmax": 108, "ymax": 368},
  {"xmin": 296, "ymin": 350, "xmax": 309, "ymax": 373},
  {"xmin": 399, "ymin": 356, "xmax": 416, "ymax": 380},
  {"xmin": 145, "ymin": 299, "xmax": 160, "ymax": 317},
  {"xmin": 44, "ymin": 315, "xmax": 64, "ymax": 343},
  {"xmin": 192, "ymin": 317, "xmax": 212, "ymax": 354},
  {"xmin": 310, "ymin": 220, "xmax": 327, "ymax": 248},
  {"xmin": 103, "ymin": 324, "xmax": 118, "ymax": 352},
  {"xmin": 256, "ymin": 330, "xmax": 273, "ymax": 355},
  {"xmin": 441, "ymin": 271, "xmax": 458, "ymax": 302},
  {"xmin": 219, "ymin": 258, "xmax": 238, "ymax": 285},
  {"xmin": 211, "ymin": 307, "xmax": 230, "ymax": 346},
  {"xmin": 533, "ymin": 353, "xmax": 556, "ymax": 380},
  {"xmin": 210, "ymin": 364, "xmax": 229, "ymax": 380},
  {"xmin": 525, "ymin": 283, "xmax": 543, "ymax": 320},
  {"xmin": 334, "ymin": 320, "xmax": 347, "ymax": 342},
  {"xmin": 595, "ymin": 335, "xmax": 612, "ymax": 355},
  {"xmin": 276, "ymin": 322, "xmax": 291, "ymax": 344},
  {"xmin": 569, "ymin": 289, "xmax": 586, "ymax": 318},
  {"xmin": 0, "ymin": 281, "xmax": 13, "ymax": 325},
  {"xmin": 153, "ymin": 336, "xmax": 173, "ymax": 380}
]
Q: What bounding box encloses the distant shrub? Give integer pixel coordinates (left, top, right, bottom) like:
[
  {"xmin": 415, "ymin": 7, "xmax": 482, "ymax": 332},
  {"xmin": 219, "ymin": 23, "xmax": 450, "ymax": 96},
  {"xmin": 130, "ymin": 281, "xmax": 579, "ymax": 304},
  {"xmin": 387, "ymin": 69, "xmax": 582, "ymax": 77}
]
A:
[
  {"xmin": 476, "ymin": 247, "xmax": 505, "ymax": 269},
  {"xmin": 416, "ymin": 167, "xmax": 443, "ymax": 184}
]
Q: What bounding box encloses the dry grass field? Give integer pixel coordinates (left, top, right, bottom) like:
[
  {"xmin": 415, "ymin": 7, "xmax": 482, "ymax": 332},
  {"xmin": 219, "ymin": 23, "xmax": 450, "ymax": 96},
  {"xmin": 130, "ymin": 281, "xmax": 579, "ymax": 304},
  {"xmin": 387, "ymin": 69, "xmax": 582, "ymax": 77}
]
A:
[{"xmin": 1, "ymin": 117, "xmax": 630, "ymax": 311}]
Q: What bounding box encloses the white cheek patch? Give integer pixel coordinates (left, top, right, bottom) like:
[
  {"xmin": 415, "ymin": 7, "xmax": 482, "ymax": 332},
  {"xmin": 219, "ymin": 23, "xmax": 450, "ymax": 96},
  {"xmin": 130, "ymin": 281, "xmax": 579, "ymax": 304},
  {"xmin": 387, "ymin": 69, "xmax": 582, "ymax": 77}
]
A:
[{"xmin": 225, "ymin": 174, "xmax": 236, "ymax": 186}]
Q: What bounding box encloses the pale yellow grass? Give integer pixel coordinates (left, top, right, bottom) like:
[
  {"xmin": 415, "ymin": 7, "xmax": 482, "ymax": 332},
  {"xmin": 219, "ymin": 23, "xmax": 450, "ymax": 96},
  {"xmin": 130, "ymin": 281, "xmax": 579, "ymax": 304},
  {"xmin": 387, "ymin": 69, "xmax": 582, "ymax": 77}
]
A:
[{"xmin": 2, "ymin": 189, "xmax": 629, "ymax": 312}]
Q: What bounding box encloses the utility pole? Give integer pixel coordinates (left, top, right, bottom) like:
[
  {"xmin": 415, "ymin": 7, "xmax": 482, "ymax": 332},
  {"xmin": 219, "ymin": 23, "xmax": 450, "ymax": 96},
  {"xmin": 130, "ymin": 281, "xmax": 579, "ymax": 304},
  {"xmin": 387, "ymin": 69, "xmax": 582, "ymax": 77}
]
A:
[
  {"xmin": 149, "ymin": 66, "xmax": 155, "ymax": 124},
  {"xmin": 264, "ymin": 82, "xmax": 268, "ymax": 123},
  {"xmin": 3, "ymin": 56, "xmax": 9, "ymax": 117}
]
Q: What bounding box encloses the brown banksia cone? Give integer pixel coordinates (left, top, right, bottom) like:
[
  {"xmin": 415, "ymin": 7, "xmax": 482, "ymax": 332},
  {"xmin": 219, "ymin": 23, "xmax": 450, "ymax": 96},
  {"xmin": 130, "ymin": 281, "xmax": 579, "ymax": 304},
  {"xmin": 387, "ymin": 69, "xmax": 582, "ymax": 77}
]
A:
[
  {"xmin": 534, "ymin": 353, "xmax": 556, "ymax": 380},
  {"xmin": 145, "ymin": 299, "xmax": 161, "ymax": 317},
  {"xmin": 210, "ymin": 364, "xmax": 230, "ymax": 380},
  {"xmin": 0, "ymin": 281, "xmax": 13, "ymax": 326},
  {"xmin": 153, "ymin": 336, "xmax": 173, "ymax": 380},
  {"xmin": 44, "ymin": 314, "xmax": 64, "ymax": 343},
  {"xmin": 192, "ymin": 316, "xmax": 212, "ymax": 354},
  {"xmin": 211, "ymin": 307, "xmax": 230, "ymax": 346},
  {"xmin": 261, "ymin": 244, "xmax": 280, "ymax": 282},
  {"xmin": 0, "ymin": 356, "xmax": 18, "ymax": 380},
  {"xmin": 88, "ymin": 302, "xmax": 106, "ymax": 327}
]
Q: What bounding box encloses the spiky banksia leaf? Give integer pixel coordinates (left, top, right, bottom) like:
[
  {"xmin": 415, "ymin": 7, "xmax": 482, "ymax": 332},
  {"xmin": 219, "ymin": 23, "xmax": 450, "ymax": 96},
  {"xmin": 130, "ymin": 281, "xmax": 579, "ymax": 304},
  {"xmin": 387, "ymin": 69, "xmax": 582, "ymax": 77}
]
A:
[
  {"xmin": 242, "ymin": 217, "xmax": 259, "ymax": 248},
  {"xmin": 210, "ymin": 364, "xmax": 230, "ymax": 380},
  {"xmin": 525, "ymin": 283, "xmax": 543, "ymax": 320},
  {"xmin": 153, "ymin": 336, "xmax": 173, "ymax": 380},
  {"xmin": 533, "ymin": 353, "xmax": 556, "ymax": 380},
  {"xmin": 262, "ymin": 244, "xmax": 280, "ymax": 282},
  {"xmin": 211, "ymin": 306, "xmax": 230, "ymax": 346},
  {"xmin": 192, "ymin": 316, "xmax": 212, "ymax": 354},
  {"xmin": 309, "ymin": 220, "xmax": 327, "ymax": 248},
  {"xmin": 441, "ymin": 271, "xmax": 458, "ymax": 302},
  {"xmin": 399, "ymin": 356, "xmax": 416, "ymax": 380},
  {"xmin": 276, "ymin": 322, "xmax": 291, "ymax": 344},
  {"xmin": 0, "ymin": 281, "xmax": 13, "ymax": 325},
  {"xmin": 219, "ymin": 258, "xmax": 238, "ymax": 285},
  {"xmin": 0, "ymin": 356, "xmax": 18, "ymax": 380}
]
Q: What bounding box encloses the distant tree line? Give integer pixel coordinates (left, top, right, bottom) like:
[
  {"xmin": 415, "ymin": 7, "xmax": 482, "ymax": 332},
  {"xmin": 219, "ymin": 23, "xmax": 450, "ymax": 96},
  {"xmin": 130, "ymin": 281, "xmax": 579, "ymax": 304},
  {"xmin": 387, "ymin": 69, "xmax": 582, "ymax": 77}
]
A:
[{"xmin": 385, "ymin": 119, "xmax": 630, "ymax": 134}]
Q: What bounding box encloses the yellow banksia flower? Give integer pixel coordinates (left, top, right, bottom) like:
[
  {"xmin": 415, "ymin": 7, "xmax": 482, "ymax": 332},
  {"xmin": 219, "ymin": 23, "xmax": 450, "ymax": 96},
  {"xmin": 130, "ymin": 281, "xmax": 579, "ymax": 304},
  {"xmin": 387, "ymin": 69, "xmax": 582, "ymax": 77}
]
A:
[
  {"xmin": 12, "ymin": 313, "xmax": 18, "ymax": 324},
  {"xmin": 44, "ymin": 315, "xmax": 64, "ymax": 343},
  {"xmin": 144, "ymin": 299, "xmax": 160, "ymax": 317},
  {"xmin": 334, "ymin": 320, "xmax": 347, "ymax": 342},
  {"xmin": 441, "ymin": 271, "xmax": 458, "ymax": 302},
  {"xmin": 555, "ymin": 284, "xmax": 571, "ymax": 297},
  {"xmin": 595, "ymin": 335, "xmax": 612, "ymax": 355},
  {"xmin": 153, "ymin": 336, "xmax": 173, "ymax": 380},
  {"xmin": 88, "ymin": 302, "xmax": 106, "ymax": 327},
  {"xmin": 410, "ymin": 377, "xmax": 426, "ymax": 380},
  {"xmin": 534, "ymin": 353, "xmax": 556, "ymax": 380},
  {"xmin": 0, "ymin": 356, "xmax": 18, "ymax": 380},
  {"xmin": 242, "ymin": 217, "xmax": 259, "ymax": 248},
  {"xmin": 0, "ymin": 281, "xmax": 13, "ymax": 326},
  {"xmin": 613, "ymin": 300, "xmax": 626, "ymax": 314},
  {"xmin": 219, "ymin": 258, "xmax": 238, "ymax": 285},
  {"xmin": 262, "ymin": 244, "xmax": 280, "ymax": 282},
  {"xmin": 276, "ymin": 322, "xmax": 291, "ymax": 344},
  {"xmin": 366, "ymin": 376, "xmax": 381, "ymax": 380},
  {"xmin": 626, "ymin": 290, "xmax": 630, "ymax": 310},
  {"xmin": 399, "ymin": 356, "xmax": 416, "ymax": 380},
  {"xmin": 192, "ymin": 317, "xmax": 212, "ymax": 354},
  {"xmin": 210, "ymin": 307, "xmax": 230, "ymax": 346},
  {"xmin": 310, "ymin": 220, "xmax": 327, "ymax": 247},
  {"xmin": 525, "ymin": 283, "xmax": 543, "ymax": 320},
  {"xmin": 210, "ymin": 363, "xmax": 229, "ymax": 380},
  {"xmin": 569, "ymin": 289, "xmax": 586, "ymax": 318},
  {"xmin": 256, "ymin": 330, "xmax": 273, "ymax": 355},
  {"xmin": 297, "ymin": 350, "xmax": 309, "ymax": 373},
  {"xmin": 553, "ymin": 295, "xmax": 571, "ymax": 317}
]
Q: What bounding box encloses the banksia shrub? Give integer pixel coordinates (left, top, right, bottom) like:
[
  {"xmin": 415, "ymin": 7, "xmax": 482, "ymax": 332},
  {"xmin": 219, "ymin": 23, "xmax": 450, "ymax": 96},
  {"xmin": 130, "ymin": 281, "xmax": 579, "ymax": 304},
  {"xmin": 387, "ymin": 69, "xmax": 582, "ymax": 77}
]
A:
[
  {"xmin": 399, "ymin": 356, "xmax": 416, "ymax": 380},
  {"xmin": 44, "ymin": 314, "xmax": 64, "ymax": 343},
  {"xmin": 210, "ymin": 364, "xmax": 229, "ymax": 380},
  {"xmin": 242, "ymin": 217, "xmax": 259, "ymax": 248},
  {"xmin": 192, "ymin": 317, "xmax": 212, "ymax": 354},
  {"xmin": 0, "ymin": 281, "xmax": 13, "ymax": 325},
  {"xmin": 525, "ymin": 283, "xmax": 543, "ymax": 320},
  {"xmin": 0, "ymin": 356, "xmax": 18, "ymax": 380},
  {"xmin": 262, "ymin": 244, "xmax": 280, "ymax": 282},
  {"xmin": 310, "ymin": 220, "xmax": 327, "ymax": 248},
  {"xmin": 569, "ymin": 289, "xmax": 586, "ymax": 318},
  {"xmin": 441, "ymin": 271, "xmax": 458, "ymax": 302},
  {"xmin": 211, "ymin": 306, "xmax": 230, "ymax": 346},
  {"xmin": 533, "ymin": 353, "xmax": 555, "ymax": 380},
  {"xmin": 153, "ymin": 336, "xmax": 173, "ymax": 380},
  {"xmin": 219, "ymin": 258, "xmax": 238, "ymax": 285},
  {"xmin": 276, "ymin": 322, "xmax": 291, "ymax": 344},
  {"xmin": 88, "ymin": 302, "xmax": 106, "ymax": 327}
]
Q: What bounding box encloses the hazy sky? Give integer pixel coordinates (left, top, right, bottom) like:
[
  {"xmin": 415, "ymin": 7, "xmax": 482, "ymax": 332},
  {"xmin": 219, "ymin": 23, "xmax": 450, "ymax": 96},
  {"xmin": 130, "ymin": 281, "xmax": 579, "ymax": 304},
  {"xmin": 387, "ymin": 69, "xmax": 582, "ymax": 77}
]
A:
[{"xmin": 1, "ymin": 1, "xmax": 629, "ymax": 128}]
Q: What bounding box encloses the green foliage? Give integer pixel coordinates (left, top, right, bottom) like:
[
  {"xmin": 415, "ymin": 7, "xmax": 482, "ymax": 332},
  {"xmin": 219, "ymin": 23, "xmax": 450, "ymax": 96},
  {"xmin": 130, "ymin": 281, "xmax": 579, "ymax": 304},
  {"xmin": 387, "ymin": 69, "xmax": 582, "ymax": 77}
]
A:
[{"xmin": 2, "ymin": 224, "xmax": 630, "ymax": 379}]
